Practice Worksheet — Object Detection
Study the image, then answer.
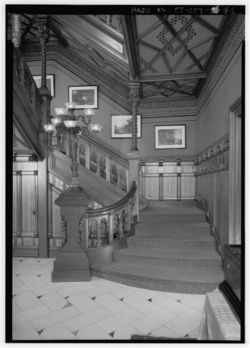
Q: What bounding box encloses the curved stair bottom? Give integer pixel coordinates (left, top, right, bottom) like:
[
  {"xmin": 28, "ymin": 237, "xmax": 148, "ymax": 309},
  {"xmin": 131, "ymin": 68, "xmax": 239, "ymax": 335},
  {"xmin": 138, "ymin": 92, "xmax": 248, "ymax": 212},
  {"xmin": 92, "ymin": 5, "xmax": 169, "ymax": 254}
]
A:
[{"xmin": 91, "ymin": 263, "xmax": 224, "ymax": 295}]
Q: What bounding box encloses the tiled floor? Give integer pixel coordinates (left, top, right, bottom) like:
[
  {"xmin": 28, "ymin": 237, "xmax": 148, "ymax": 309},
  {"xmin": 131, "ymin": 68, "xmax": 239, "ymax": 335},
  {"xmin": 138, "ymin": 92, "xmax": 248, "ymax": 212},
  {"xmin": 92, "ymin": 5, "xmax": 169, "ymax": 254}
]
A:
[{"xmin": 12, "ymin": 257, "xmax": 205, "ymax": 341}]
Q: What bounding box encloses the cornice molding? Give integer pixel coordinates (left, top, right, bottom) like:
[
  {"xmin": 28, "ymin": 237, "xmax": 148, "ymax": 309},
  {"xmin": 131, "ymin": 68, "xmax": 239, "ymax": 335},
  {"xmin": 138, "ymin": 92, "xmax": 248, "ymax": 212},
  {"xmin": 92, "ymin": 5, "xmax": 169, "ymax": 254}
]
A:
[
  {"xmin": 139, "ymin": 96, "xmax": 197, "ymax": 117},
  {"xmin": 197, "ymin": 14, "xmax": 244, "ymax": 113}
]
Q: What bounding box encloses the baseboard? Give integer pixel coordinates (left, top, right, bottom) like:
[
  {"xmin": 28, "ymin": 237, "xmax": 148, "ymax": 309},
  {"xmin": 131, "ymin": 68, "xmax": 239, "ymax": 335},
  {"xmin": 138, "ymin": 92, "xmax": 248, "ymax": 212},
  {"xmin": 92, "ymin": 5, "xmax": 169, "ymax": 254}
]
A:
[{"xmin": 13, "ymin": 247, "xmax": 39, "ymax": 257}]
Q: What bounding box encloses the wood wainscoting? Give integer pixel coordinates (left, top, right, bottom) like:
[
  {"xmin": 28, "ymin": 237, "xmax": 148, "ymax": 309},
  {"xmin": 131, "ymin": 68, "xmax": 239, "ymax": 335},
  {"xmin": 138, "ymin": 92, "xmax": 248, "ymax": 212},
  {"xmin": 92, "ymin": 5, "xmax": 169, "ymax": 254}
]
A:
[
  {"xmin": 195, "ymin": 134, "xmax": 230, "ymax": 260},
  {"xmin": 140, "ymin": 160, "xmax": 195, "ymax": 200}
]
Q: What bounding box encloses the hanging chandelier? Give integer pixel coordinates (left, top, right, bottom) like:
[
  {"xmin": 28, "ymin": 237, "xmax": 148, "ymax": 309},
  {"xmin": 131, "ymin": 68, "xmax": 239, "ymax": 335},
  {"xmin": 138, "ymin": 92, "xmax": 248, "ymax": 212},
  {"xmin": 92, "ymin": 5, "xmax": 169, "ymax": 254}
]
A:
[{"xmin": 44, "ymin": 101, "xmax": 103, "ymax": 135}]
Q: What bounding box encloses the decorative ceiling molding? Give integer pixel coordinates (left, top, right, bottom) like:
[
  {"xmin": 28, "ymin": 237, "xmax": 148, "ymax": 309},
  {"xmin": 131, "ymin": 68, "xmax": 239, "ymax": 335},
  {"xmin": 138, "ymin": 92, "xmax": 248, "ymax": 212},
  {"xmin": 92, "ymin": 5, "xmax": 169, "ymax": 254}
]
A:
[
  {"xmin": 139, "ymin": 96, "xmax": 197, "ymax": 117},
  {"xmin": 140, "ymin": 72, "xmax": 207, "ymax": 83},
  {"xmin": 197, "ymin": 14, "xmax": 244, "ymax": 113}
]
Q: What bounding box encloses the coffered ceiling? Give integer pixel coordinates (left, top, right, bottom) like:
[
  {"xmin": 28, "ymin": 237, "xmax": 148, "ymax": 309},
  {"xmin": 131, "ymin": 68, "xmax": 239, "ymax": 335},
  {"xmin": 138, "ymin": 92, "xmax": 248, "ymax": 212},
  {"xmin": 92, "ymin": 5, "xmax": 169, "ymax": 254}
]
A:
[{"xmin": 13, "ymin": 12, "xmax": 237, "ymax": 104}]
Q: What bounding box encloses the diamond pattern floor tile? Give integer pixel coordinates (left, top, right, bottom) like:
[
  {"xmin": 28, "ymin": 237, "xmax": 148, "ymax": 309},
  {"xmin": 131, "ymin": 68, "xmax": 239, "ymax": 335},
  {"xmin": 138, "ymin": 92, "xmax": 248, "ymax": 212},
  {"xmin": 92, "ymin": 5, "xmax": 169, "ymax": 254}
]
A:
[
  {"xmin": 76, "ymin": 323, "xmax": 112, "ymax": 340},
  {"xmin": 12, "ymin": 258, "xmax": 206, "ymax": 341},
  {"xmin": 40, "ymin": 323, "xmax": 76, "ymax": 340},
  {"xmin": 13, "ymin": 322, "xmax": 42, "ymax": 340}
]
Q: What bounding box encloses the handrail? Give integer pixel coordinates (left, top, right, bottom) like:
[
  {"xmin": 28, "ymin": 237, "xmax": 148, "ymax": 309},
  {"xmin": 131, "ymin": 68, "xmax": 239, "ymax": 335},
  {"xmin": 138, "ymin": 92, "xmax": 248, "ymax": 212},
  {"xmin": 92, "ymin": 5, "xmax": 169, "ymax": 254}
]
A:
[
  {"xmin": 52, "ymin": 129, "xmax": 129, "ymax": 192},
  {"xmin": 13, "ymin": 47, "xmax": 44, "ymax": 130},
  {"xmin": 85, "ymin": 181, "xmax": 136, "ymax": 217},
  {"xmin": 81, "ymin": 181, "xmax": 137, "ymax": 249}
]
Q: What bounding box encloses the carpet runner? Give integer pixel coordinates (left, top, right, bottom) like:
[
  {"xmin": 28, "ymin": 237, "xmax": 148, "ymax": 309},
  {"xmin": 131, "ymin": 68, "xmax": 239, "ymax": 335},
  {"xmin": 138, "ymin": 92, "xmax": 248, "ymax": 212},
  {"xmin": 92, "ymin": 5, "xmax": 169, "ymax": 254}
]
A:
[{"xmin": 93, "ymin": 200, "xmax": 224, "ymax": 294}]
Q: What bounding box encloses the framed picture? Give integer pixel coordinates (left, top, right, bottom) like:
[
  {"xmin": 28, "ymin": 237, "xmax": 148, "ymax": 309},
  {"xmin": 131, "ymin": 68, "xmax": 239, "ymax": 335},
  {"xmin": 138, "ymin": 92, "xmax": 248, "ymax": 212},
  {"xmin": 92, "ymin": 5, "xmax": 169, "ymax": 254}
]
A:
[
  {"xmin": 111, "ymin": 115, "xmax": 141, "ymax": 138},
  {"xmin": 33, "ymin": 74, "xmax": 55, "ymax": 97},
  {"xmin": 68, "ymin": 86, "xmax": 98, "ymax": 109},
  {"xmin": 155, "ymin": 125, "xmax": 186, "ymax": 149}
]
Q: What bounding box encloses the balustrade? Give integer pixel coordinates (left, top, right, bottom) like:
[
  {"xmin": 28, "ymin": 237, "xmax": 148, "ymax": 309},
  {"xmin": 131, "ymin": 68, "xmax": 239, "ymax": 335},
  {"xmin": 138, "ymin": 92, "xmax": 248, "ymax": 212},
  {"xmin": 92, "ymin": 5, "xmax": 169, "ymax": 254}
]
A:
[
  {"xmin": 50, "ymin": 130, "xmax": 129, "ymax": 193},
  {"xmin": 84, "ymin": 181, "xmax": 137, "ymax": 248},
  {"xmin": 13, "ymin": 48, "xmax": 44, "ymax": 131}
]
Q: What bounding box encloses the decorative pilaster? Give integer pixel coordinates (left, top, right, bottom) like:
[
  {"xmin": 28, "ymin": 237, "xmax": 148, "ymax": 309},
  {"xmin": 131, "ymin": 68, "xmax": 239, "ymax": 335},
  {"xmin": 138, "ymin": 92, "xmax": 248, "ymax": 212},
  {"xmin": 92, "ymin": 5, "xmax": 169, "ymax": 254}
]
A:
[{"xmin": 176, "ymin": 159, "xmax": 182, "ymax": 201}]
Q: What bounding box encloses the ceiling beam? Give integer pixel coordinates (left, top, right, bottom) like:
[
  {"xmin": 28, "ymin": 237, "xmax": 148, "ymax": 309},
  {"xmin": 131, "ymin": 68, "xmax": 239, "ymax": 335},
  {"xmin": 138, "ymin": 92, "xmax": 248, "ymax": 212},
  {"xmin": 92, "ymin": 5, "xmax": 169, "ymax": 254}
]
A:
[
  {"xmin": 161, "ymin": 52, "xmax": 172, "ymax": 73},
  {"xmin": 136, "ymin": 20, "xmax": 162, "ymax": 42},
  {"xmin": 49, "ymin": 19, "xmax": 69, "ymax": 47},
  {"xmin": 141, "ymin": 15, "xmax": 198, "ymax": 74},
  {"xmin": 195, "ymin": 17, "xmax": 219, "ymax": 34},
  {"xmin": 172, "ymin": 34, "xmax": 217, "ymax": 71},
  {"xmin": 120, "ymin": 15, "xmax": 141, "ymax": 80},
  {"xmin": 140, "ymin": 39, "xmax": 161, "ymax": 53},
  {"xmin": 21, "ymin": 15, "xmax": 38, "ymax": 42},
  {"xmin": 140, "ymin": 72, "xmax": 206, "ymax": 83},
  {"xmin": 157, "ymin": 15, "xmax": 204, "ymax": 71}
]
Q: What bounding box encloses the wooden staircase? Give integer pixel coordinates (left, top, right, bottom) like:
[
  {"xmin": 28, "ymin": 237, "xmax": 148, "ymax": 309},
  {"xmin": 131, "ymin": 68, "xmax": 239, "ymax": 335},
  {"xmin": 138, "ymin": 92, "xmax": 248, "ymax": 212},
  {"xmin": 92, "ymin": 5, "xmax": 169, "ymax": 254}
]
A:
[{"xmin": 92, "ymin": 200, "xmax": 224, "ymax": 294}]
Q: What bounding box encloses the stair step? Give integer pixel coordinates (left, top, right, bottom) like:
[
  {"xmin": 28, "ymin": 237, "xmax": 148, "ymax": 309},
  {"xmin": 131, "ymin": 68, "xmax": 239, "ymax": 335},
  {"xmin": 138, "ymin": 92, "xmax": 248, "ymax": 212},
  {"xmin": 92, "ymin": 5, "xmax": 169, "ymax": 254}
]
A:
[
  {"xmin": 136, "ymin": 222, "xmax": 210, "ymax": 234},
  {"xmin": 113, "ymin": 247, "xmax": 221, "ymax": 267},
  {"xmin": 140, "ymin": 214, "xmax": 206, "ymax": 223},
  {"xmin": 92, "ymin": 263, "xmax": 224, "ymax": 294},
  {"xmin": 128, "ymin": 237, "xmax": 215, "ymax": 249},
  {"xmin": 134, "ymin": 232, "xmax": 212, "ymax": 240}
]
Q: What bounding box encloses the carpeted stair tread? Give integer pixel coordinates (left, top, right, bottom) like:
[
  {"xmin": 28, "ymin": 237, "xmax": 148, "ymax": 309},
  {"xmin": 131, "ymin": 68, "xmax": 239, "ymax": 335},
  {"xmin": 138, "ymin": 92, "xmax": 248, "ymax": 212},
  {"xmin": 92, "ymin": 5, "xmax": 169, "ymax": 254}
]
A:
[
  {"xmin": 128, "ymin": 238, "xmax": 215, "ymax": 249},
  {"xmin": 92, "ymin": 200, "xmax": 222, "ymax": 293},
  {"xmin": 136, "ymin": 221, "xmax": 209, "ymax": 230},
  {"xmin": 114, "ymin": 247, "xmax": 220, "ymax": 259},
  {"xmin": 93, "ymin": 262, "xmax": 223, "ymax": 283},
  {"xmin": 140, "ymin": 216, "xmax": 206, "ymax": 223},
  {"xmin": 132, "ymin": 233, "xmax": 212, "ymax": 240}
]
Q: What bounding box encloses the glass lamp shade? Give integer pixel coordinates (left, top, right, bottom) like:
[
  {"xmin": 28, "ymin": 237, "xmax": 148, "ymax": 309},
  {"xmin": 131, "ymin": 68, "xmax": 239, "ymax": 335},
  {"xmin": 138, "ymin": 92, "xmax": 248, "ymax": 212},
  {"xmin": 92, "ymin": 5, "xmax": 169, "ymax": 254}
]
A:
[
  {"xmin": 44, "ymin": 123, "xmax": 55, "ymax": 132},
  {"xmin": 89, "ymin": 123, "xmax": 103, "ymax": 134},
  {"xmin": 50, "ymin": 116, "xmax": 62, "ymax": 126},
  {"xmin": 65, "ymin": 101, "xmax": 76, "ymax": 110},
  {"xmin": 64, "ymin": 119, "xmax": 78, "ymax": 128},
  {"xmin": 84, "ymin": 108, "xmax": 95, "ymax": 117},
  {"xmin": 55, "ymin": 107, "xmax": 66, "ymax": 116}
]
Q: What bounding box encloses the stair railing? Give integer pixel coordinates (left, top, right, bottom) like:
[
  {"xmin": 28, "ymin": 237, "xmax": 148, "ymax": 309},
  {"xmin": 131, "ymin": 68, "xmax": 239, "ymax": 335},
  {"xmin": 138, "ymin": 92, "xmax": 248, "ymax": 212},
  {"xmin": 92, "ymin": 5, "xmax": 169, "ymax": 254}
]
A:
[
  {"xmin": 13, "ymin": 48, "xmax": 44, "ymax": 131},
  {"xmin": 82, "ymin": 181, "xmax": 137, "ymax": 249},
  {"xmin": 51, "ymin": 129, "xmax": 129, "ymax": 193}
]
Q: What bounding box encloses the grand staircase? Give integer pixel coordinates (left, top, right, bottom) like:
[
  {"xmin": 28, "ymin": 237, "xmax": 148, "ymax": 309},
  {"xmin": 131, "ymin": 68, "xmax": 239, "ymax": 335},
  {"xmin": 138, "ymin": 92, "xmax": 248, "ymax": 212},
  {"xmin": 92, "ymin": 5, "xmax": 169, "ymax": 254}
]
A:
[{"xmin": 92, "ymin": 200, "xmax": 224, "ymax": 294}]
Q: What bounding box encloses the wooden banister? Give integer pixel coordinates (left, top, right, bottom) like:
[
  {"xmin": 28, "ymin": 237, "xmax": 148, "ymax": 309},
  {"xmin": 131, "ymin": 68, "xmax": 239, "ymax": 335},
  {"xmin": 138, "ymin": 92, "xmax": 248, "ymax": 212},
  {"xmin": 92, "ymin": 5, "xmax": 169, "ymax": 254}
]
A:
[{"xmin": 84, "ymin": 181, "xmax": 137, "ymax": 248}]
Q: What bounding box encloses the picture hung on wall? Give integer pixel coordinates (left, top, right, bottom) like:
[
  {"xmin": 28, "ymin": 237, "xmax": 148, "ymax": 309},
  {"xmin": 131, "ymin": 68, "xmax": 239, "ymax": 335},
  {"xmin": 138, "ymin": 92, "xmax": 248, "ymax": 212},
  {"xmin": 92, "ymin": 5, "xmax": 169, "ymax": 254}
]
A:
[
  {"xmin": 68, "ymin": 86, "xmax": 98, "ymax": 109},
  {"xmin": 33, "ymin": 74, "xmax": 55, "ymax": 97},
  {"xmin": 155, "ymin": 125, "xmax": 186, "ymax": 149},
  {"xmin": 111, "ymin": 115, "xmax": 141, "ymax": 138}
]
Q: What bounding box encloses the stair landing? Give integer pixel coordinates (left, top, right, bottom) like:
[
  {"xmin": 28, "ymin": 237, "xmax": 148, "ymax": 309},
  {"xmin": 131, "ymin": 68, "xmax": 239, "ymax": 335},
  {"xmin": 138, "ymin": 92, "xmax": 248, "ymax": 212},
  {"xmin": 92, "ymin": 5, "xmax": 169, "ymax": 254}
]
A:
[{"xmin": 92, "ymin": 200, "xmax": 224, "ymax": 294}]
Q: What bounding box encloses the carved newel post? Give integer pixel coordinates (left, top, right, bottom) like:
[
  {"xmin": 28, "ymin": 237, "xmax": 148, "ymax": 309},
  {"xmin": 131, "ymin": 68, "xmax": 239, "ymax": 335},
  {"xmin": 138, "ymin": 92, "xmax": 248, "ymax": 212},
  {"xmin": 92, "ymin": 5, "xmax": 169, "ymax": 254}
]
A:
[
  {"xmin": 52, "ymin": 130, "xmax": 92, "ymax": 282},
  {"xmin": 52, "ymin": 185, "xmax": 92, "ymax": 282},
  {"xmin": 127, "ymin": 82, "xmax": 141, "ymax": 222}
]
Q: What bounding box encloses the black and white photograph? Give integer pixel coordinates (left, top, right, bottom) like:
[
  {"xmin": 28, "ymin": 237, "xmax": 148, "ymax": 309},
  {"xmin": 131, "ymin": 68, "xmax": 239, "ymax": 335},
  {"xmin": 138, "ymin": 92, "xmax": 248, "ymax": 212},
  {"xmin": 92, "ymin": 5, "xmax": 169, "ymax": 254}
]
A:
[{"xmin": 7, "ymin": 3, "xmax": 245, "ymax": 344}]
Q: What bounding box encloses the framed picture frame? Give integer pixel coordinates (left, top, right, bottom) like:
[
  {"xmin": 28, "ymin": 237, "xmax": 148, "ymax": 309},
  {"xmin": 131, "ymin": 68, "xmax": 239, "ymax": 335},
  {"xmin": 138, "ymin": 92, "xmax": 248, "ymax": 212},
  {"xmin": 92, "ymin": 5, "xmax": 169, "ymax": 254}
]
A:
[
  {"xmin": 68, "ymin": 86, "xmax": 98, "ymax": 109},
  {"xmin": 33, "ymin": 74, "xmax": 55, "ymax": 97},
  {"xmin": 111, "ymin": 115, "xmax": 141, "ymax": 138},
  {"xmin": 155, "ymin": 125, "xmax": 186, "ymax": 149}
]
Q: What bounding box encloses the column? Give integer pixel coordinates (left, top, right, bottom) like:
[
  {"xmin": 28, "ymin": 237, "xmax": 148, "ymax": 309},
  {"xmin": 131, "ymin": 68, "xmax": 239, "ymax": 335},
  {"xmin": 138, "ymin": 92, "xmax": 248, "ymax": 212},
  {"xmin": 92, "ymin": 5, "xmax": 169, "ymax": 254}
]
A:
[
  {"xmin": 129, "ymin": 81, "xmax": 140, "ymax": 153},
  {"xmin": 36, "ymin": 18, "xmax": 51, "ymax": 258},
  {"xmin": 127, "ymin": 82, "xmax": 141, "ymax": 221}
]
